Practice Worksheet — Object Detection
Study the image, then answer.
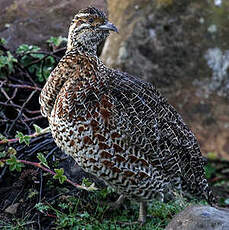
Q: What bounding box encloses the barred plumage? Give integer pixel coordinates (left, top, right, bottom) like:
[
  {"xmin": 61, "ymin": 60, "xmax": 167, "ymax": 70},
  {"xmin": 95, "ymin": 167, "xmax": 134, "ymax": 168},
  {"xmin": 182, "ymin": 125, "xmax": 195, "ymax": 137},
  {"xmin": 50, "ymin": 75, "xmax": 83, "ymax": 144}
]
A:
[{"xmin": 39, "ymin": 7, "xmax": 214, "ymax": 223}]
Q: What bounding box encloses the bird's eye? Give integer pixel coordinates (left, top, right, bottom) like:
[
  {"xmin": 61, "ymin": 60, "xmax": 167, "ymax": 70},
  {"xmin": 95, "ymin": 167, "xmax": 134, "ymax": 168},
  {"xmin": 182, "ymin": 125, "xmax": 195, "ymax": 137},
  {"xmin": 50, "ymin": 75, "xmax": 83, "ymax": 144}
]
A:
[{"xmin": 88, "ymin": 18, "xmax": 94, "ymax": 23}]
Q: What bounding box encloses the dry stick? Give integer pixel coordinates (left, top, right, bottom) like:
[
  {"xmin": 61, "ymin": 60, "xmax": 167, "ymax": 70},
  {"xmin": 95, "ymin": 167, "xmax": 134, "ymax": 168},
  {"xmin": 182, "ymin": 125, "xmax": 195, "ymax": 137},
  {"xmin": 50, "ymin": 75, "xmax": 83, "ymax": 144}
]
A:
[
  {"xmin": 0, "ymin": 81, "xmax": 42, "ymax": 91},
  {"xmin": 20, "ymin": 116, "xmax": 31, "ymax": 134},
  {"xmin": 23, "ymin": 47, "xmax": 66, "ymax": 68},
  {"xmin": 0, "ymin": 102, "xmax": 41, "ymax": 115},
  {"xmin": 0, "ymin": 87, "xmax": 22, "ymax": 117},
  {"xmin": 16, "ymin": 62, "xmax": 38, "ymax": 87},
  {"xmin": 8, "ymin": 90, "xmax": 37, "ymax": 133},
  {"xmin": 23, "ymin": 115, "xmax": 43, "ymax": 122},
  {"xmin": 8, "ymin": 88, "xmax": 18, "ymax": 103}
]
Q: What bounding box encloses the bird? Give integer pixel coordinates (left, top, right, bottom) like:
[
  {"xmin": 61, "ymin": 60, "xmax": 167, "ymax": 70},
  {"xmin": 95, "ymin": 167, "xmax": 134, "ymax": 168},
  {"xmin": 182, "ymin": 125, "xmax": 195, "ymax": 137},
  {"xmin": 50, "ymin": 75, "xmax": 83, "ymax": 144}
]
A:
[{"xmin": 39, "ymin": 7, "xmax": 215, "ymax": 223}]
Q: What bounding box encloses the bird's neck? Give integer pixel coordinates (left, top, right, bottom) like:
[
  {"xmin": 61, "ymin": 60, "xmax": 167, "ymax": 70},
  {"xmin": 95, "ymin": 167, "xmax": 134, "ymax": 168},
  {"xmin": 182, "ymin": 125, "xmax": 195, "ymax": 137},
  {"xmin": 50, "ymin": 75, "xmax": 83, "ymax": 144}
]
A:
[
  {"xmin": 67, "ymin": 34, "xmax": 98, "ymax": 56},
  {"xmin": 67, "ymin": 44, "xmax": 97, "ymax": 56}
]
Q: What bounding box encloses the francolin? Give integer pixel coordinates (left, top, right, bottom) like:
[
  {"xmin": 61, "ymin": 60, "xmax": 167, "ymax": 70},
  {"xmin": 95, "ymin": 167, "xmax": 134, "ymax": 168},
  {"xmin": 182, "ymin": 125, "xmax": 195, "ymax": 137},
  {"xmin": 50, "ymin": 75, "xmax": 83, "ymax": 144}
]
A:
[{"xmin": 39, "ymin": 7, "xmax": 214, "ymax": 223}]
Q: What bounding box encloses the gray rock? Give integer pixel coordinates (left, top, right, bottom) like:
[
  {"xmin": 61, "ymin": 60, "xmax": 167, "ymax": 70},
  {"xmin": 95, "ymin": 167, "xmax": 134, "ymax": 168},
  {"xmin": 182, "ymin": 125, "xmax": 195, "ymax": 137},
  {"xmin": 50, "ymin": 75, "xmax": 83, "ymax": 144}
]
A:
[
  {"xmin": 5, "ymin": 203, "xmax": 20, "ymax": 215},
  {"xmin": 166, "ymin": 205, "xmax": 229, "ymax": 230}
]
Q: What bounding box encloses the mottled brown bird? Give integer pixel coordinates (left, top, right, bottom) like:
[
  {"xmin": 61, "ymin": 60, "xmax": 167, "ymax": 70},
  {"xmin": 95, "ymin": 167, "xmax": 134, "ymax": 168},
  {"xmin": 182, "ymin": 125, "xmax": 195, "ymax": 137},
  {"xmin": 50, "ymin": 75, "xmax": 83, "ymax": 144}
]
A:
[{"xmin": 39, "ymin": 7, "xmax": 214, "ymax": 223}]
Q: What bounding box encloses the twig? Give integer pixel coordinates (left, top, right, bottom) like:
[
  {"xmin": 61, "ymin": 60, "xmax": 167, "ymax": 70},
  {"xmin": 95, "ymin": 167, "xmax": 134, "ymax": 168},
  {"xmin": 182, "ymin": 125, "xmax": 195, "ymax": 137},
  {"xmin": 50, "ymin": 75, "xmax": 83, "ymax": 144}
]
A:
[
  {"xmin": 22, "ymin": 47, "xmax": 65, "ymax": 68},
  {"xmin": 0, "ymin": 102, "xmax": 41, "ymax": 115},
  {"xmin": 0, "ymin": 127, "xmax": 50, "ymax": 144},
  {"xmin": 23, "ymin": 115, "xmax": 43, "ymax": 122},
  {"xmin": 0, "ymin": 81, "xmax": 42, "ymax": 91},
  {"xmin": 0, "ymin": 158, "xmax": 96, "ymax": 191},
  {"xmin": 8, "ymin": 90, "xmax": 37, "ymax": 133},
  {"xmin": 15, "ymin": 62, "xmax": 38, "ymax": 87},
  {"xmin": 39, "ymin": 171, "xmax": 43, "ymax": 202}
]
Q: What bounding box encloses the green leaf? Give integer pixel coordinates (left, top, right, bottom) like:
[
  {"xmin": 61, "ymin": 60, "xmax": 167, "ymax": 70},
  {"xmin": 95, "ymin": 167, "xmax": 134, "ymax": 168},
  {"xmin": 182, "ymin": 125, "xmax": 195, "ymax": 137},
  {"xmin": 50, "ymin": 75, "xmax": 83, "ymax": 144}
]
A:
[
  {"xmin": 15, "ymin": 131, "xmax": 31, "ymax": 146},
  {"xmin": 35, "ymin": 203, "xmax": 50, "ymax": 213},
  {"xmin": 24, "ymin": 135, "xmax": 30, "ymax": 145},
  {"xmin": 207, "ymin": 152, "xmax": 218, "ymax": 160},
  {"xmin": 82, "ymin": 178, "xmax": 92, "ymax": 187},
  {"xmin": 15, "ymin": 131, "xmax": 24, "ymax": 143},
  {"xmin": 79, "ymin": 212, "xmax": 90, "ymax": 218},
  {"xmin": 37, "ymin": 152, "xmax": 49, "ymax": 168},
  {"xmin": 0, "ymin": 38, "xmax": 7, "ymax": 45},
  {"xmin": 16, "ymin": 44, "xmax": 41, "ymax": 55},
  {"xmin": 0, "ymin": 51, "xmax": 17, "ymax": 75},
  {"xmin": 0, "ymin": 134, "xmax": 7, "ymax": 143},
  {"xmin": 53, "ymin": 168, "xmax": 67, "ymax": 184},
  {"xmin": 6, "ymin": 155, "xmax": 24, "ymax": 172},
  {"xmin": 0, "ymin": 56, "xmax": 8, "ymax": 69},
  {"xmin": 0, "ymin": 161, "xmax": 5, "ymax": 167},
  {"xmin": 6, "ymin": 51, "xmax": 17, "ymax": 73},
  {"xmin": 28, "ymin": 188, "xmax": 38, "ymax": 199},
  {"xmin": 58, "ymin": 203, "xmax": 68, "ymax": 210},
  {"xmin": 0, "ymin": 151, "xmax": 7, "ymax": 158},
  {"xmin": 7, "ymin": 147, "xmax": 17, "ymax": 155},
  {"xmin": 33, "ymin": 124, "xmax": 42, "ymax": 134},
  {"xmin": 47, "ymin": 36, "xmax": 67, "ymax": 47},
  {"xmin": 204, "ymin": 163, "xmax": 216, "ymax": 179}
]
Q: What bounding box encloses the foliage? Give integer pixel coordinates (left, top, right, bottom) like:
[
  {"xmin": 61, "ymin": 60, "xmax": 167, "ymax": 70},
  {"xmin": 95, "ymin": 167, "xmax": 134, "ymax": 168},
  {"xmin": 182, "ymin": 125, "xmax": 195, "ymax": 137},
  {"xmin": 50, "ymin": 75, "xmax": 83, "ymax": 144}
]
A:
[
  {"xmin": 0, "ymin": 51, "xmax": 17, "ymax": 76},
  {"xmin": 32, "ymin": 189, "xmax": 190, "ymax": 230},
  {"xmin": 53, "ymin": 168, "xmax": 67, "ymax": 184},
  {"xmin": 0, "ymin": 218, "xmax": 31, "ymax": 230},
  {"xmin": 16, "ymin": 44, "xmax": 56, "ymax": 82},
  {"xmin": 6, "ymin": 155, "xmax": 25, "ymax": 172},
  {"xmin": 205, "ymin": 163, "xmax": 216, "ymax": 179},
  {"xmin": 37, "ymin": 152, "xmax": 49, "ymax": 168},
  {"xmin": 47, "ymin": 36, "xmax": 67, "ymax": 48},
  {"xmin": 0, "ymin": 38, "xmax": 7, "ymax": 45},
  {"xmin": 33, "ymin": 124, "xmax": 42, "ymax": 134},
  {"xmin": 15, "ymin": 131, "xmax": 31, "ymax": 146}
]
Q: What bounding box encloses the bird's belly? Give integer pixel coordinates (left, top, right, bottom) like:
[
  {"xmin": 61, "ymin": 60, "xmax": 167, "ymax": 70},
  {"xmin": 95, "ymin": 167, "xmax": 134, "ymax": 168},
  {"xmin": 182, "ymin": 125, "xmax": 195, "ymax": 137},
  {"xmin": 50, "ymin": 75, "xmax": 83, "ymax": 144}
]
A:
[{"xmin": 49, "ymin": 110, "xmax": 170, "ymax": 201}]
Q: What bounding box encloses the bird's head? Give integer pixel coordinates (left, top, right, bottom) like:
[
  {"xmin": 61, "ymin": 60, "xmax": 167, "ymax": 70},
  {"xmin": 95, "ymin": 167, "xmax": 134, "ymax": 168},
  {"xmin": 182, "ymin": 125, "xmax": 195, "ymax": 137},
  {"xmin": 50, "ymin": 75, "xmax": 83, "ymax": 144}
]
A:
[{"xmin": 67, "ymin": 7, "xmax": 118, "ymax": 55}]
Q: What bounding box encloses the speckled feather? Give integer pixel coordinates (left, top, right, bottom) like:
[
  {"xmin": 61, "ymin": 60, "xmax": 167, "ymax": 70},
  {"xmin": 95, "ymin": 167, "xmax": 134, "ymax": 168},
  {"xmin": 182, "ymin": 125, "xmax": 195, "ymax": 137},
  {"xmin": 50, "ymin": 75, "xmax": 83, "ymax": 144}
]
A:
[{"xmin": 39, "ymin": 7, "xmax": 214, "ymax": 206}]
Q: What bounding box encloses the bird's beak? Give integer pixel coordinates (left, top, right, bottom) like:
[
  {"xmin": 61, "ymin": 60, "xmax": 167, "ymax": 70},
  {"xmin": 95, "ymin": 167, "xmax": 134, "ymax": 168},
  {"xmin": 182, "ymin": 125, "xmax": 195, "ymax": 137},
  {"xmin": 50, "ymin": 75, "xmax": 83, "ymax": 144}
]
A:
[{"xmin": 99, "ymin": 21, "xmax": 118, "ymax": 33}]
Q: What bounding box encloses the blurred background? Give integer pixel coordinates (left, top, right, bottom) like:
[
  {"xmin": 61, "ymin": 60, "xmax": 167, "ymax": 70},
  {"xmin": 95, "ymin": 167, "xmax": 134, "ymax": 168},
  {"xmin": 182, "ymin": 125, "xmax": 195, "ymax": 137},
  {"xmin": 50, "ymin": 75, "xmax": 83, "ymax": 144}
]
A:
[{"xmin": 1, "ymin": 0, "xmax": 229, "ymax": 160}]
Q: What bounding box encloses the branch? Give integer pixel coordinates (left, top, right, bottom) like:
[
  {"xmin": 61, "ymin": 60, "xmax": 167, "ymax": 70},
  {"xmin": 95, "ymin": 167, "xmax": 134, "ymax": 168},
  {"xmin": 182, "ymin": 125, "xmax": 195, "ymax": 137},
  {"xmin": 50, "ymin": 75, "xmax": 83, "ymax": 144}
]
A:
[
  {"xmin": 0, "ymin": 127, "xmax": 51, "ymax": 144},
  {"xmin": 0, "ymin": 81, "xmax": 42, "ymax": 91},
  {"xmin": 0, "ymin": 158, "xmax": 97, "ymax": 191}
]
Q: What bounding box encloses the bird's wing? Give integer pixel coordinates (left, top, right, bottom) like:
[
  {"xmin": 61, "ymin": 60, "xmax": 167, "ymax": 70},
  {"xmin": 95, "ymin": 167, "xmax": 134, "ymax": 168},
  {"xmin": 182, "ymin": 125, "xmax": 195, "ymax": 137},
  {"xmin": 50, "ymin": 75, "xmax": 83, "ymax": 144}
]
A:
[
  {"xmin": 39, "ymin": 55, "xmax": 76, "ymax": 118},
  {"xmin": 107, "ymin": 70, "xmax": 212, "ymax": 200},
  {"xmin": 108, "ymin": 70, "xmax": 200, "ymax": 159}
]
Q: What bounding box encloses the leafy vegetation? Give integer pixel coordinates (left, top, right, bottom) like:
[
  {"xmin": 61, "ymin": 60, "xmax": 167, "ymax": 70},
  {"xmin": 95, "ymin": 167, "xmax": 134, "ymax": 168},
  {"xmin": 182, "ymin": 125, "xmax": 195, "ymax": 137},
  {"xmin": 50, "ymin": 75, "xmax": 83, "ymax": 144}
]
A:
[{"xmin": 16, "ymin": 44, "xmax": 56, "ymax": 82}]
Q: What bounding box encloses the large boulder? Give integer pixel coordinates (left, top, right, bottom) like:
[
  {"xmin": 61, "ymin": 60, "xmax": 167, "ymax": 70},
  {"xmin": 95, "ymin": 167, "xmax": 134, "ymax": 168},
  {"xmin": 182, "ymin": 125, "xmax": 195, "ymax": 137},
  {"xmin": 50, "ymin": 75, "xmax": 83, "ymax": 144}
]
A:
[
  {"xmin": 166, "ymin": 205, "xmax": 229, "ymax": 230},
  {"xmin": 101, "ymin": 0, "xmax": 229, "ymax": 160},
  {"xmin": 0, "ymin": 0, "xmax": 106, "ymax": 49}
]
